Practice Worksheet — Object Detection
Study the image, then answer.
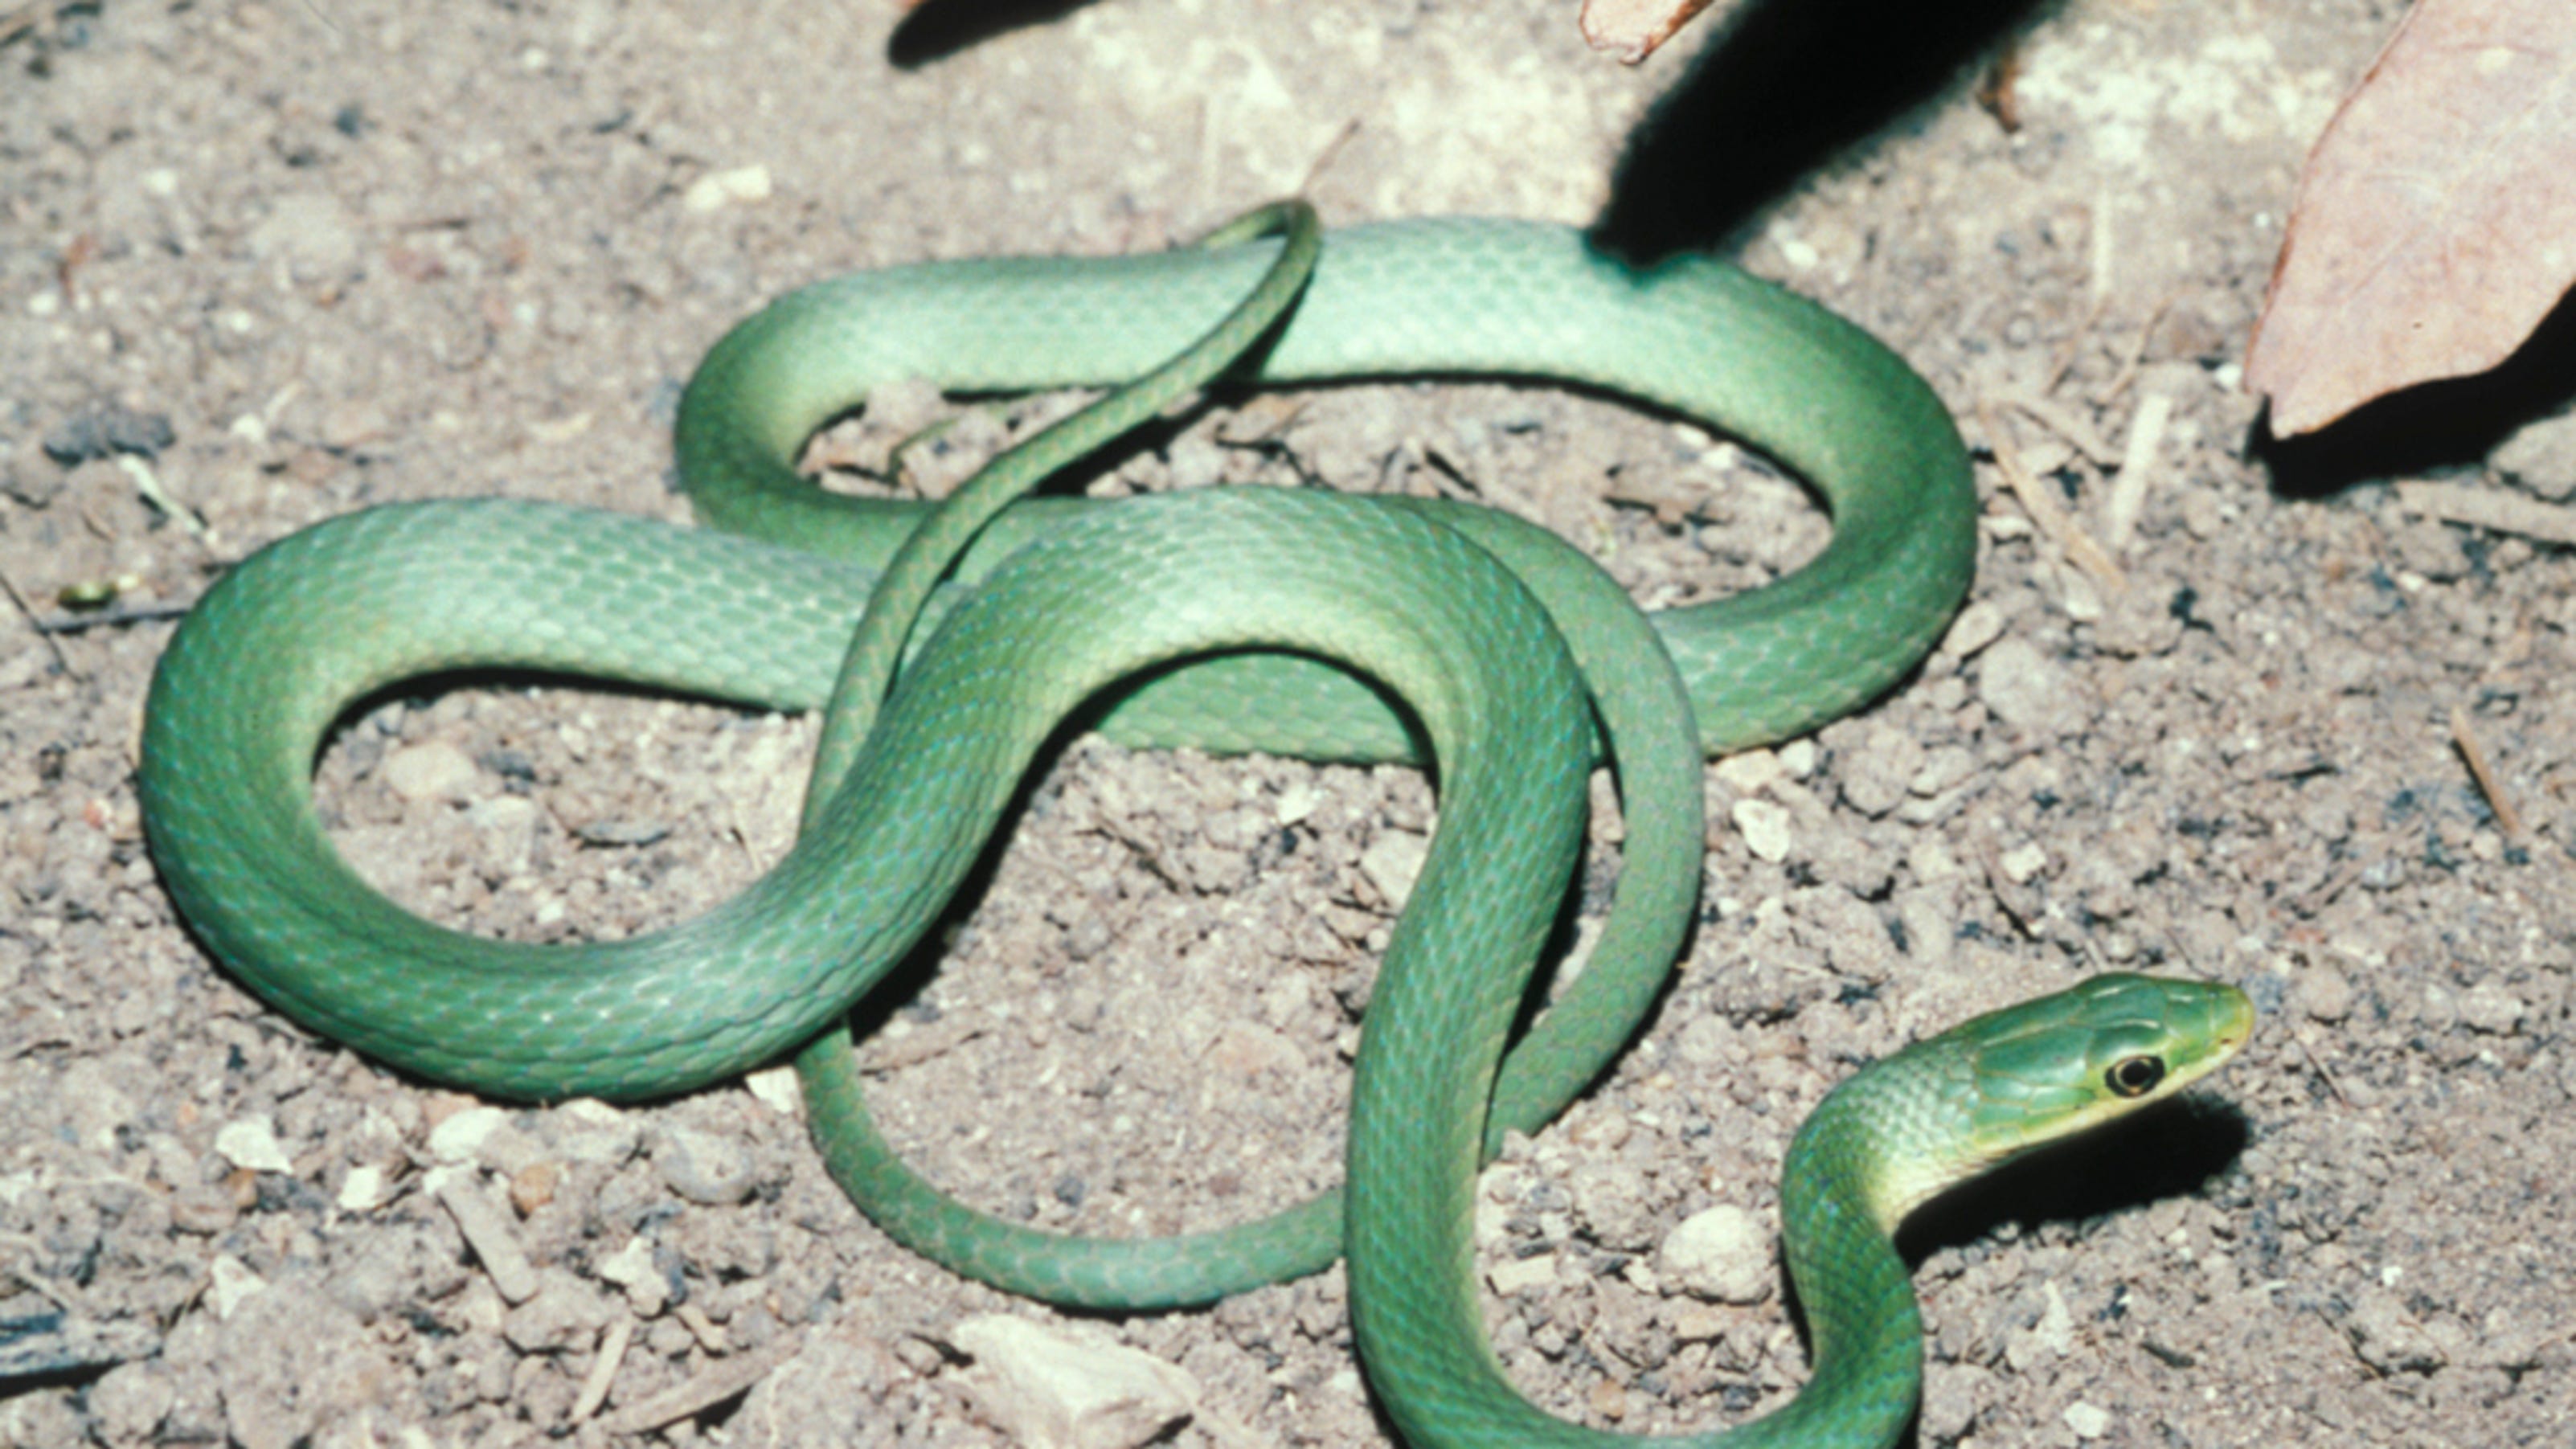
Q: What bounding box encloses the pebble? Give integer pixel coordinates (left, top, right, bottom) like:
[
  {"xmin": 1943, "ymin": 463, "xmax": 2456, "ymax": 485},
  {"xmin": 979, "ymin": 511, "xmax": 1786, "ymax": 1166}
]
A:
[
  {"xmin": 1488, "ymin": 1253, "xmax": 1559, "ymax": 1296},
  {"xmin": 1940, "ymin": 598, "xmax": 2008, "ymax": 658},
  {"xmin": 433, "ymin": 1169, "xmax": 542, "ymax": 1305},
  {"xmin": 1730, "ymin": 799, "xmax": 1792, "ymax": 862},
  {"xmin": 502, "ymin": 1269, "xmax": 616, "ymax": 1353},
  {"xmin": 1975, "ymin": 636, "xmax": 2077, "ymax": 735},
  {"xmin": 653, "ymin": 1124, "xmax": 757, "ymax": 1205},
  {"xmin": 743, "ymin": 1065, "xmax": 803, "ymax": 1116},
  {"xmin": 426, "ymin": 1105, "xmax": 514, "ymax": 1167},
  {"xmin": 2291, "ymin": 964, "xmax": 2354, "ymax": 1023},
  {"xmin": 2460, "ymin": 980, "xmax": 2527, "ymax": 1035},
  {"xmin": 540, "ymin": 1098, "xmax": 643, "ymax": 1165},
  {"xmin": 683, "ymin": 164, "xmax": 773, "ymax": 213},
  {"xmin": 2063, "ymin": 1402, "xmax": 2112, "ymax": 1439},
  {"xmin": 213, "ymin": 1116, "xmax": 295, "ymax": 1176},
  {"xmin": 336, "ymin": 1163, "xmax": 391, "ymax": 1214},
  {"xmin": 1657, "ymin": 1205, "xmax": 1771, "ymax": 1304},
  {"xmin": 1998, "ymin": 841, "xmax": 2050, "ymax": 885},
  {"xmin": 1834, "ymin": 722, "xmax": 1925, "ymax": 818},
  {"xmin": 379, "ymin": 739, "xmax": 477, "ymax": 804},
  {"xmin": 598, "ymin": 1236, "xmax": 670, "ymax": 1317},
  {"xmin": 952, "ymin": 1314, "xmax": 1200, "ymax": 1449},
  {"xmin": 207, "ymin": 1254, "xmax": 267, "ymax": 1320},
  {"xmin": 1359, "ymin": 829, "xmax": 1429, "ymax": 907}
]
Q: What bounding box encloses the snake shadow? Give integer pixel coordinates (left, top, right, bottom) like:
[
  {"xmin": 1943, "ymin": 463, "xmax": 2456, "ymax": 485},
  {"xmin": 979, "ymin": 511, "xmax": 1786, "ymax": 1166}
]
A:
[
  {"xmin": 1892, "ymin": 1091, "xmax": 2252, "ymax": 1261},
  {"xmin": 1588, "ymin": 0, "xmax": 2058, "ymax": 264},
  {"xmin": 1763, "ymin": 1091, "xmax": 2252, "ymax": 1444},
  {"xmin": 887, "ymin": 0, "xmax": 1099, "ymax": 68}
]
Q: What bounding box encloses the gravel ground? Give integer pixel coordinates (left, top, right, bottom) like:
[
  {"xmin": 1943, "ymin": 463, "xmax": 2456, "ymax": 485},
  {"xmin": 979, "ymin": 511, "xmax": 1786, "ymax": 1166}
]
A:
[{"xmin": 3, "ymin": 2, "xmax": 2572, "ymax": 1446}]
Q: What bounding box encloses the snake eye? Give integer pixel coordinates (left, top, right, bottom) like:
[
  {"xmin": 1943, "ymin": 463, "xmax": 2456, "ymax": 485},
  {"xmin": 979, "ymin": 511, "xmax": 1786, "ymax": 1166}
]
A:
[{"xmin": 2105, "ymin": 1055, "xmax": 2166, "ymax": 1098}]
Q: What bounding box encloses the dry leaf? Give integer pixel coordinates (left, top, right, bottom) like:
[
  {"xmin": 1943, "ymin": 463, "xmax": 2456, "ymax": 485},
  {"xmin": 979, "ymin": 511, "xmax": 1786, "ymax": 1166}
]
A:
[
  {"xmin": 2244, "ymin": 0, "xmax": 2576, "ymax": 436},
  {"xmin": 1579, "ymin": 0, "xmax": 1716, "ymax": 63}
]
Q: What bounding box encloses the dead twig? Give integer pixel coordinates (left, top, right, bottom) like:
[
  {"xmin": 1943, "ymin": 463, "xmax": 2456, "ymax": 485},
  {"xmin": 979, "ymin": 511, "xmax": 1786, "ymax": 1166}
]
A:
[
  {"xmin": 2448, "ymin": 704, "xmax": 2525, "ymax": 841},
  {"xmin": 1976, "ymin": 400, "xmax": 2127, "ymax": 592}
]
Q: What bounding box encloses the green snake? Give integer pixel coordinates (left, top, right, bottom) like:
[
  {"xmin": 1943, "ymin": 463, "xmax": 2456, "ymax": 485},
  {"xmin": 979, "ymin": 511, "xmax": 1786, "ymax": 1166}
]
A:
[{"xmin": 137, "ymin": 210, "xmax": 2250, "ymax": 1446}]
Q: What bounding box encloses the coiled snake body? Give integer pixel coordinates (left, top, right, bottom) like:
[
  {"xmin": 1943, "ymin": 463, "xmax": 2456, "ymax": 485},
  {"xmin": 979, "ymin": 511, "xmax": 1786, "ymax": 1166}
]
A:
[{"xmin": 138, "ymin": 212, "xmax": 2248, "ymax": 1447}]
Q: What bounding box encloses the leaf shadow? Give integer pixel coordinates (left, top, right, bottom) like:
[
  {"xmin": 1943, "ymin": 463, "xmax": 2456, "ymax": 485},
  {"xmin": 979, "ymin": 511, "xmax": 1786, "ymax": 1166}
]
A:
[{"xmin": 2256, "ymin": 284, "xmax": 2576, "ymax": 500}]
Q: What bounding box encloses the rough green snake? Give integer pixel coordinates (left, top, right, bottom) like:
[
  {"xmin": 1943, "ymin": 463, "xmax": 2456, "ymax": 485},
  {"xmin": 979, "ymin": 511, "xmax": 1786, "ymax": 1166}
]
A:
[{"xmin": 137, "ymin": 208, "xmax": 2252, "ymax": 1446}]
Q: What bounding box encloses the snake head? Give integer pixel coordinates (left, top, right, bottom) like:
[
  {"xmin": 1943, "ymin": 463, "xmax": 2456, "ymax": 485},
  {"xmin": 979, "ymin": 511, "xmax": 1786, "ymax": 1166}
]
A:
[{"xmin": 1867, "ymin": 972, "xmax": 2255, "ymax": 1226}]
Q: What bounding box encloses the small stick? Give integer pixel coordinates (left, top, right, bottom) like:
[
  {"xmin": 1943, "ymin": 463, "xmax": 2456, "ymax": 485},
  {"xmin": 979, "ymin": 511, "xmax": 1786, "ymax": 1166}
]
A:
[
  {"xmin": 2103, "ymin": 390, "xmax": 2172, "ymax": 556},
  {"xmin": 1976, "ymin": 401, "xmax": 2126, "ymax": 591},
  {"xmin": 0, "ymin": 566, "xmax": 70, "ymax": 673},
  {"xmin": 432, "ymin": 1172, "xmax": 542, "ymax": 1305},
  {"xmin": 596, "ymin": 1340, "xmax": 796, "ymax": 1436},
  {"xmin": 569, "ymin": 1316, "xmax": 636, "ymax": 1424},
  {"xmin": 2449, "ymin": 704, "xmax": 2525, "ymax": 840},
  {"xmin": 2398, "ymin": 480, "xmax": 2576, "ymax": 548}
]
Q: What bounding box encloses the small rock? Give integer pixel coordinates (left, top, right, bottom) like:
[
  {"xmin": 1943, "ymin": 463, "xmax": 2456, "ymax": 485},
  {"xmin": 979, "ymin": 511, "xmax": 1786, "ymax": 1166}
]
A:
[
  {"xmin": 1835, "ymin": 723, "xmax": 1924, "ymax": 818},
  {"xmin": 1730, "ymin": 799, "xmax": 1792, "ymax": 863},
  {"xmin": 425, "ymin": 1105, "xmax": 509, "ymax": 1165},
  {"xmin": 1360, "ymin": 829, "xmax": 1430, "ymax": 907},
  {"xmin": 539, "ymin": 1098, "xmax": 643, "ymax": 1165},
  {"xmin": 208, "ymin": 1255, "xmax": 267, "ymax": 1320},
  {"xmin": 213, "ymin": 1116, "xmax": 295, "ymax": 1176},
  {"xmin": 1939, "ymin": 598, "xmax": 2008, "ymax": 658},
  {"xmin": 171, "ymin": 1182, "xmax": 241, "ymax": 1235},
  {"xmin": 743, "ymin": 1065, "xmax": 803, "ymax": 1116},
  {"xmin": 502, "ymin": 1270, "xmax": 616, "ymax": 1353},
  {"xmin": 2460, "ymin": 980, "xmax": 2526, "ymax": 1035},
  {"xmin": 41, "ymin": 403, "xmax": 175, "ymax": 465},
  {"xmin": 1487, "ymin": 1253, "xmax": 1559, "ymax": 1296},
  {"xmin": 506, "ymin": 1161, "xmax": 559, "ymax": 1216},
  {"xmin": 336, "ymin": 1163, "xmax": 391, "ymax": 1214},
  {"xmin": 2348, "ymin": 1288, "xmax": 2446, "ymax": 1375},
  {"xmin": 2493, "ymin": 401, "xmax": 2576, "ymax": 500},
  {"xmin": 654, "ymin": 1124, "xmax": 756, "ymax": 1205},
  {"xmin": 597, "ymin": 1237, "xmax": 670, "ymax": 1317},
  {"xmin": 1997, "ymin": 841, "xmax": 2050, "ymax": 885},
  {"xmin": 1710, "ymin": 748, "xmax": 1784, "ymax": 793},
  {"xmin": 683, "ymin": 164, "xmax": 773, "ymax": 213},
  {"xmin": 2062, "ymin": 1401, "xmax": 2112, "ymax": 1439},
  {"xmin": 1658, "ymin": 1205, "xmax": 1771, "ymax": 1304},
  {"xmin": 381, "ymin": 740, "xmax": 478, "ymax": 804},
  {"xmin": 2291, "ymin": 965, "xmax": 2354, "ymax": 1023},
  {"xmin": 88, "ymin": 1361, "xmax": 175, "ymax": 1444},
  {"xmin": 952, "ymin": 1314, "xmax": 1199, "ymax": 1449},
  {"xmin": 1975, "ymin": 636, "xmax": 2077, "ymax": 735},
  {"xmin": 1567, "ymin": 1160, "xmax": 1657, "ymax": 1252}
]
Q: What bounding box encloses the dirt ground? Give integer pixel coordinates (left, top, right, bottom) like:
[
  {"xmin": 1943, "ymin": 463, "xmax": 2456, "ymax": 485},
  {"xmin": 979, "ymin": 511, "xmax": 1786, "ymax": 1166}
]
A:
[{"xmin": 4, "ymin": 0, "xmax": 2573, "ymax": 1445}]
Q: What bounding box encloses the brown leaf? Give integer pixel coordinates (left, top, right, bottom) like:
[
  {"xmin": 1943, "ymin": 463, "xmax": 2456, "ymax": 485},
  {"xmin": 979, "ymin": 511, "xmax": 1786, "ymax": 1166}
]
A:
[
  {"xmin": 1579, "ymin": 0, "xmax": 1716, "ymax": 63},
  {"xmin": 2244, "ymin": 0, "xmax": 2576, "ymax": 436}
]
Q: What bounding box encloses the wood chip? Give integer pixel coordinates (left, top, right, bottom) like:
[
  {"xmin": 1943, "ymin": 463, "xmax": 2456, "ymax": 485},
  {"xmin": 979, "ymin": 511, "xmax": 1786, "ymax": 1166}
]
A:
[
  {"xmin": 2396, "ymin": 480, "xmax": 2576, "ymax": 547},
  {"xmin": 2449, "ymin": 704, "xmax": 2525, "ymax": 840},
  {"xmin": 1976, "ymin": 402, "xmax": 2127, "ymax": 592},
  {"xmin": 432, "ymin": 1171, "xmax": 541, "ymax": 1305},
  {"xmin": 594, "ymin": 1339, "xmax": 797, "ymax": 1437},
  {"xmin": 568, "ymin": 1316, "xmax": 635, "ymax": 1425}
]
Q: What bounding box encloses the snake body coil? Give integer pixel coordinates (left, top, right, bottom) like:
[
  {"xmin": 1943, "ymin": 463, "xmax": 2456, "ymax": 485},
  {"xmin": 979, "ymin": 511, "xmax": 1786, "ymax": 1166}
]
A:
[{"xmin": 138, "ymin": 218, "xmax": 2250, "ymax": 1448}]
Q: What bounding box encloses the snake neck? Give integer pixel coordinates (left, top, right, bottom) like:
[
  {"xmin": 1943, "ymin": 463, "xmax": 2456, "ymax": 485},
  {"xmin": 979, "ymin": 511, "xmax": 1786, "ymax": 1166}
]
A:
[{"xmin": 1756, "ymin": 1054, "xmax": 1971, "ymax": 1449}]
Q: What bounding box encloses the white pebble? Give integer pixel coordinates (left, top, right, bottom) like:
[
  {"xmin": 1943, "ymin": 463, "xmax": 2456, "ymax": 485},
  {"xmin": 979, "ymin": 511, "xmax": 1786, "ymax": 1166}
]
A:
[
  {"xmin": 1659, "ymin": 1204, "xmax": 1771, "ymax": 1304},
  {"xmin": 952, "ymin": 1315, "xmax": 1200, "ymax": 1449},
  {"xmin": 1730, "ymin": 799, "xmax": 1793, "ymax": 863},
  {"xmin": 213, "ymin": 1115, "xmax": 294, "ymax": 1176}
]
